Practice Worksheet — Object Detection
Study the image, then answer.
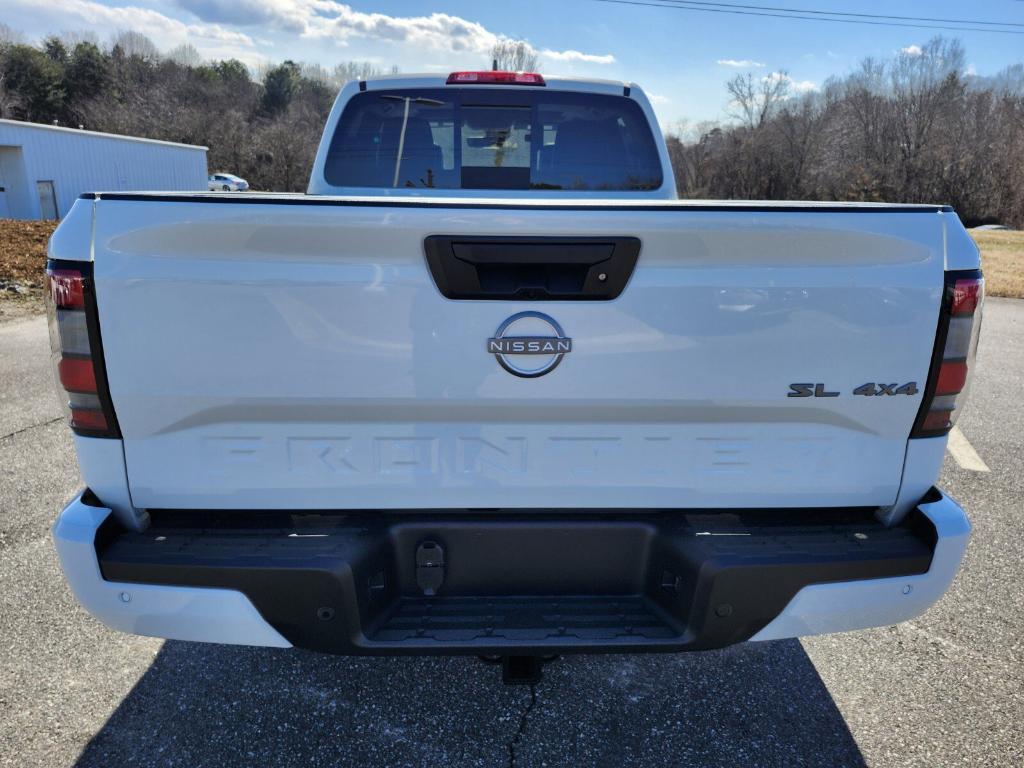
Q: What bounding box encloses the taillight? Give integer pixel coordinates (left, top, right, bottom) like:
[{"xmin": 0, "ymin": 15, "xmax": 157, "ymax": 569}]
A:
[
  {"xmin": 446, "ymin": 71, "xmax": 546, "ymax": 86},
  {"xmin": 45, "ymin": 260, "xmax": 120, "ymax": 438},
  {"xmin": 911, "ymin": 269, "xmax": 983, "ymax": 438}
]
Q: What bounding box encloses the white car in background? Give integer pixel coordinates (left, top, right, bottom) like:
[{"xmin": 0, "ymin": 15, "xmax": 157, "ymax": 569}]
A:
[{"xmin": 208, "ymin": 173, "xmax": 249, "ymax": 191}]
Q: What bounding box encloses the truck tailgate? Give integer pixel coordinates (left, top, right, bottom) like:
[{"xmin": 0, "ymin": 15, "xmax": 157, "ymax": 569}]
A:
[{"xmin": 90, "ymin": 197, "xmax": 948, "ymax": 510}]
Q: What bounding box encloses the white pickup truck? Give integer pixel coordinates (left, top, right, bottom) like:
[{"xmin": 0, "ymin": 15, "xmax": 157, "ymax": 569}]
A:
[{"xmin": 48, "ymin": 71, "xmax": 982, "ymax": 679}]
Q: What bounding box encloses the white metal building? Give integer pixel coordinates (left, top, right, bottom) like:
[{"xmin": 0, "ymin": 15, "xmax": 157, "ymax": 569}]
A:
[{"xmin": 0, "ymin": 119, "xmax": 207, "ymax": 220}]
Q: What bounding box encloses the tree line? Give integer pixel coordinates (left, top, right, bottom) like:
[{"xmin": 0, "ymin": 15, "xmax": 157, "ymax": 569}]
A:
[
  {"xmin": 0, "ymin": 28, "xmax": 390, "ymax": 192},
  {"xmin": 1, "ymin": 30, "xmax": 1021, "ymax": 226},
  {"xmin": 666, "ymin": 38, "xmax": 1024, "ymax": 227}
]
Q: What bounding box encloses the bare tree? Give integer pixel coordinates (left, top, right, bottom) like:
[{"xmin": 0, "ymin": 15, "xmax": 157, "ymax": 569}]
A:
[
  {"xmin": 775, "ymin": 92, "xmax": 825, "ymax": 196},
  {"xmin": 664, "ymin": 35, "xmax": 1024, "ymax": 227},
  {"xmin": 489, "ymin": 40, "xmax": 539, "ymax": 72},
  {"xmin": 59, "ymin": 30, "xmax": 100, "ymax": 48},
  {"xmin": 167, "ymin": 44, "xmax": 203, "ymax": 67},
  {"xmin": 331, "ymin": 61, "xmax": 388, "ymax": 87},
  {"xmin": 983, "ymin": 63, "xmax": 1024, "ymax": 95},
  {"xmin": 110, "ymin": 31, "xmax": 160, "ymax": 60},
  {"xmin": 727, "ymin": 71, "xmax": 791, "ymax": 129},
  {"xmin": 888, "ymin": 38, "xmax": 966, "ymax": 198}
]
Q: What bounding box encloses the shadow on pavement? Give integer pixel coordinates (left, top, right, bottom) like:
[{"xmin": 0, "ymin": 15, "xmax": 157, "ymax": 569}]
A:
[{"xmin": 74, "ymin": 638, "xmax": 866, "ymax": 767}]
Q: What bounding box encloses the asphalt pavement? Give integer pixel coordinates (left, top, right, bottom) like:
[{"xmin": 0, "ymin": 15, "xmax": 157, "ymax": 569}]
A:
[{"xmin": 1, "ymin": 300, "xmax": 1021, "ymax": 768}]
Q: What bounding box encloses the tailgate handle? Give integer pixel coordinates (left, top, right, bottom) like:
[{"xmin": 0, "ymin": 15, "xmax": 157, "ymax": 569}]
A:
[{"xmin": 424, "ymin": 235, "xmax": 640, "ymax": 300}]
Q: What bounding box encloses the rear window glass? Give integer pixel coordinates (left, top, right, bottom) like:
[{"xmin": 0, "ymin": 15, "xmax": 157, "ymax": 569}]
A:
[{"xmin": 323, "ymin": 88, "xmax": 663, "ymax": 191}]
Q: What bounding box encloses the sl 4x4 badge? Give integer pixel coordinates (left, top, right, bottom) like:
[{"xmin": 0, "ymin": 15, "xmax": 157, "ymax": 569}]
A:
[{"xmin": 788, "ymin": 382, "xmax": 919, "ymax": 397}]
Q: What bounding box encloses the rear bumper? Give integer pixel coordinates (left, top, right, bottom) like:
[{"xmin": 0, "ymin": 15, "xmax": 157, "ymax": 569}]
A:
[
  {"xmin": 52, "ymin": 493, "xmax": 289, "ymax": 649},
  {"xmin": 53, "ymin": 490, "xmax": 969, "ymax": 654}
]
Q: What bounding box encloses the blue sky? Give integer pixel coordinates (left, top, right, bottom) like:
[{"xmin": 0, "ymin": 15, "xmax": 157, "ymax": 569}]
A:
[{"xmin": 2, "ymin": 0, "xmax": 1023, "ymax": 125}]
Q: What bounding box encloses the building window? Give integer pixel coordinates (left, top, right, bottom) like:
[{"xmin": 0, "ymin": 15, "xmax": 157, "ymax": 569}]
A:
[{"xmin": 37, "ymin": 180, "xmax": 59, "ymax": 220}]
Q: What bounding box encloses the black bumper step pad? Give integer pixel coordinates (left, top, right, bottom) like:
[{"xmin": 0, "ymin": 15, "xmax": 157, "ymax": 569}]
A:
[
  {"xmin": 373, "ymin": 596, "xmax": 677, "ymax": 644},
  {"xmin": 97, "ymin": 506, "xmax": 936, "ymax": 655}
]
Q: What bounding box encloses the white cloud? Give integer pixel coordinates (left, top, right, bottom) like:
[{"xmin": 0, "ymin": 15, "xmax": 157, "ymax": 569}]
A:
[
  {"xmin": 4, "ymin": 0, "xmax": 255, "ymax": 64},
  {"xmin": 763, "ymin": 71, "xmax": 817, "ymax": 94},
  {"xmin": 717, "ymin": 59, "xmax": 765, "ymax": 68},
  {"xmin": 30, "ymin": 0, "xmax": 252, "ymax": 46},
  {"xmin": 172, "ymin": 1, "xmax": 614, "ymax": 64},
  {"xmin": 966, "ymin": 64, "xmax": 978, "ymax": 77},
  {"xmin": 647, "ymin": 92, "xmax": 670, "ymax": 105},
  {"xmin": 9, "ymin": 0, "xmax": 616, "ymax": 70},
  {"xmin": 901, "ymin": 45, "xmax": 923, "ymax": 56},
  {"xmin": 308, "ymin": 9, "xmax": 497, "ymax": 52},
  {"xmin": 541, "ymin": 49, "xmax": 615, "ymax": 65}
]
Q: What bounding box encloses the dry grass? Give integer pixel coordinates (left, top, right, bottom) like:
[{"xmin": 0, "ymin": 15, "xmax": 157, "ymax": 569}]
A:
[
  {"xmin": 0, "ymin": 219, "xmax": 57, "ymax": 286},
  {"xmin": 0, "ymin": 219, "xmax": 57, "ymax": 321},
  {"xmin": 970, "ymin": 229, "xmax": 1024, "ymax": 299}
]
